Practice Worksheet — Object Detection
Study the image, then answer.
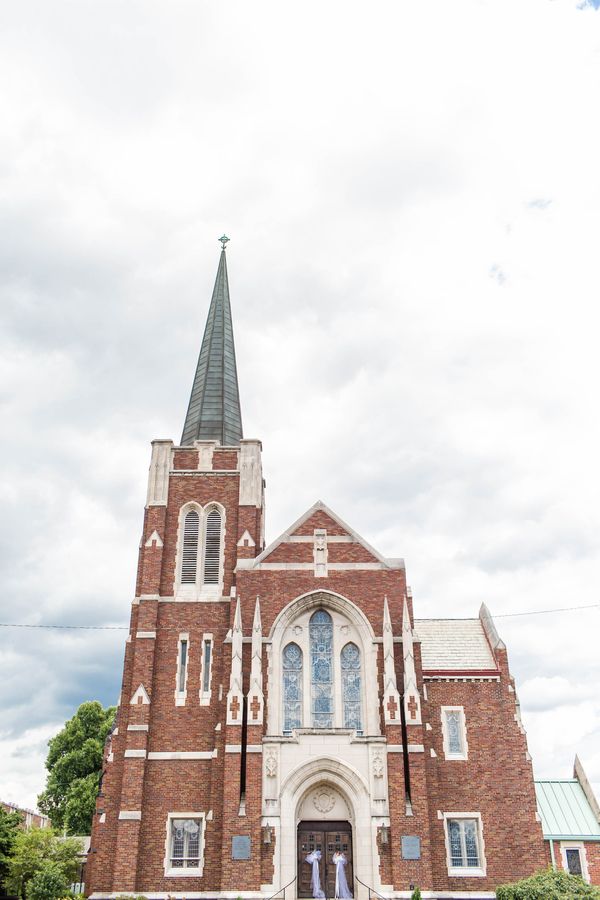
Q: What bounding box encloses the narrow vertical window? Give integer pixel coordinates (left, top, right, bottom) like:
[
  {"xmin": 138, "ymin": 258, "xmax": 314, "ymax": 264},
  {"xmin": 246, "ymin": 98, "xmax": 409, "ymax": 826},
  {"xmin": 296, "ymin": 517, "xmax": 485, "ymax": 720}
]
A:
[
  {"xmin": 310, "ymin": 610, "xmax": 333, "ymax": 728},
  {"xmin": 200, "ymin": 635, "xmax": 213, "ymax": 705},
  {"xmin": 446, "ymin": 711, "xmax": 463, "ymax": 754},
  {"xmin": 203, "ymin": 508, "xmax": 221, "ymax": 584},
  {"xmin": 341, "ymin": 642, "xmax": 362, "ymax": 733},
  {"xmin": 202, "ymin": 640, "xmax": 212, "ymax": 694},
  {"xmin": 181, "ymin": 510, "xmax": 200, "ymax": 584},
  {"xmin": 178, "ymin": 640, "xmax": 188, "ymax": 693},
  {"xmin": 175, "ymin": 633, "xmax": 190, "ymax": 705},
  {"xmin": 282, "ymin": 642, "xmax": 303, "ymax": 733}
]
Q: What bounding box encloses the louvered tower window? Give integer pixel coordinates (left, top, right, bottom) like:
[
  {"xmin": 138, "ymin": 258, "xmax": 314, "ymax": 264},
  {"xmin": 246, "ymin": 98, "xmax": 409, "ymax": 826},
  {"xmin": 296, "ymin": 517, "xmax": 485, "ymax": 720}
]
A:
[
  {"xmin": 181, "ymin": 510, "xmax": 200, "ymax": 583},
  {"xmin": 203, "ymin": 508, "xmax": 222, "ymax": 584}
]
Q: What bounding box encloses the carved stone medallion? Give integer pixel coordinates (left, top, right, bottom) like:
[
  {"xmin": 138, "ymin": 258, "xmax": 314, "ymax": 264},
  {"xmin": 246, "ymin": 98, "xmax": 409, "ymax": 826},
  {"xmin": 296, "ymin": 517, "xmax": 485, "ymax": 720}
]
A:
[{"xmin": 312, "ymin": 788, "xmax": 336, "ymax": 814}]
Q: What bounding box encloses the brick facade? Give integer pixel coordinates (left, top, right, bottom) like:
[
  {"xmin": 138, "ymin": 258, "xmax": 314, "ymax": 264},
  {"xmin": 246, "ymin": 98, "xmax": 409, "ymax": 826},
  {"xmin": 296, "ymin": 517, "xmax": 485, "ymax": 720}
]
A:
[{"xmin": 86, "ymin": 434, "xmax": 558, "ymax": 900}]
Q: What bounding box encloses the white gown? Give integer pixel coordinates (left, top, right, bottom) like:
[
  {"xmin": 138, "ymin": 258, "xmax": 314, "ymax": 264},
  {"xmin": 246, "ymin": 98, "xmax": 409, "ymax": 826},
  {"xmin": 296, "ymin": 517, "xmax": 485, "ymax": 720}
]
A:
[
  {"xmin": 333, "ymin": 852, "xmax": 353, "ymax": 898},
  {"xmin": 305, "ymin": 849, "xmax": 325, "ymax": 898}
]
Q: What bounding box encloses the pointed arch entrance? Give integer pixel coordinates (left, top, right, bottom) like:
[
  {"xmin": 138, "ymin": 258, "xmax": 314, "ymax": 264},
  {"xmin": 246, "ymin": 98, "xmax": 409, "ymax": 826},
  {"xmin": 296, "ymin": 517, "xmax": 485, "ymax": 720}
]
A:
[{"xmin": 277, "ymin": 757, "xmax": 376, "ymax": 898}]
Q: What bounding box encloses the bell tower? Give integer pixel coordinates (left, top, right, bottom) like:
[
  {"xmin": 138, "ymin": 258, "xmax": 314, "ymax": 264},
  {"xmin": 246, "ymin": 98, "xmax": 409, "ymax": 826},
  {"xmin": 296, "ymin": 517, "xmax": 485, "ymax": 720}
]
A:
[{"xmin": 87, "ymin": 239, "xmax": 265, "ymax": 897}]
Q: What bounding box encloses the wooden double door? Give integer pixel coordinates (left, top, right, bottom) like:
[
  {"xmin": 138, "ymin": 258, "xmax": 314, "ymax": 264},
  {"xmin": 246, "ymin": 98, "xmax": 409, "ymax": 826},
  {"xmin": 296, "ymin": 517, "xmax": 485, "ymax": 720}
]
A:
[{"xmin": 298, "ymin": 821, "xmax": 353, "ymax": 898}]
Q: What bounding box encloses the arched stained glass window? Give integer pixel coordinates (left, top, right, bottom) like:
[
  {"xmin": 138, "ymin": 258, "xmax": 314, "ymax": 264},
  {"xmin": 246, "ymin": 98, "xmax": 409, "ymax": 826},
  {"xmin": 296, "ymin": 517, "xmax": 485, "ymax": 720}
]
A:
[
  {"xmin": 203, "ymin": 508, "xmax": 221, "ymax": 584},
  {"xmin": 310, "ymin": 610, "xmax": 333, "ymax": 728},
  {"xmin": 282, "ymin": 643, "xmax": 303, "ymax": 734},
  {"xmin": 341, "ymin": 642, "xmax": 362, "ymax": 733},
  {"xmin": 181, "ymin": 510, "xmax": 200, "ymax": 583}
]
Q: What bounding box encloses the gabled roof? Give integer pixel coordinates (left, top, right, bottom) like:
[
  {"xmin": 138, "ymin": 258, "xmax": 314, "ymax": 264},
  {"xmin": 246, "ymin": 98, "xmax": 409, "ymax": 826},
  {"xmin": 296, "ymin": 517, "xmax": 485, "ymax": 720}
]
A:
[
  {"xmin": 535, "ymin": 779, "xmax": 600, "ymax": 840},
  {"xmin": 181, "ymin": 247, "xmax": 243, "ymax": 446},
  {"xmin": 247, "ymin": 500, "xmax": 404, "ymax": 570},
  {"xmin": 415, "ymin": 619, "xmax": 498, "ymax": 672}
]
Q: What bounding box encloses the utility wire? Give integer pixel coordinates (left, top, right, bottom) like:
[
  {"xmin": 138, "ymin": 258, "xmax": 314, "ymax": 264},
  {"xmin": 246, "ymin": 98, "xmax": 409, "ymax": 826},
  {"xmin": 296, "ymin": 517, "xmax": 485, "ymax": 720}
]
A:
[{"xmin": 0, "ymin": 602, "xmax": 598, "ymax": 631}]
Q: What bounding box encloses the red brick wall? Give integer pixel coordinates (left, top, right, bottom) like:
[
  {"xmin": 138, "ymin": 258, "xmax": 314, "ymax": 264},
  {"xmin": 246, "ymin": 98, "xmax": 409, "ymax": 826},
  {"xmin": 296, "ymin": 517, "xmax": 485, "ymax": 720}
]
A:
[{"xmin": 88, "ymin": 442, "xmax": 553, "ymax": 898}]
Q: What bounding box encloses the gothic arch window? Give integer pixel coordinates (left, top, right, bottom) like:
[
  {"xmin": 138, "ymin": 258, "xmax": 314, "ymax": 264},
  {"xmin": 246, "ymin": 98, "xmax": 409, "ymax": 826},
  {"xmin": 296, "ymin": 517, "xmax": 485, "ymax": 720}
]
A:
[
  {"xmin": 310, "ymin": 609, "xmax": 334, "ymax": 728},
  {"xmin": 340, "ymin": 642, "xmax": 362, "ymax": 733},
  {"xmin": 282, "ymin": 642, "xmax": 303, "ymax": 734},
  {"xmin": 181, "ymin": 509, "xmax": 200, "ymax": 584},
  {"xmin": 203, "ymin": 507, "xmax": 222, "ymax": 585}
]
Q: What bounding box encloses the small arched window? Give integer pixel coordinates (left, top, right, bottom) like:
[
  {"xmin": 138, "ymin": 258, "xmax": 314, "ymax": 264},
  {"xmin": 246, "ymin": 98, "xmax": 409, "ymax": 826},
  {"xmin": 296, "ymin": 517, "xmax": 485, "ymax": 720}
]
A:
[
  {"xmin": 203, "ymin": 508, "xmax": 222, "ymax": 584},
  {"xmin": 310, "ymin": 609, "xmax": 333, "ymax": 728},
  {"xmin": 282, "ymin": 642, "xmax": 303, "ymax": 734},
  {"xmin": 181, "ymin": 510, "xmax": 200, "ymax": 584},
  {"xmin": 341, "ymin": 642, "xmax": 362, "ymax": 733}
]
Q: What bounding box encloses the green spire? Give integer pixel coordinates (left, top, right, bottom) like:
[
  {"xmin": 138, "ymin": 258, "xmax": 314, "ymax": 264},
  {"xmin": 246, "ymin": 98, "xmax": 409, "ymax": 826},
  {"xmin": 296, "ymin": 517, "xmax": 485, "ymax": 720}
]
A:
[{"xmin": 181, "ymin": 242, "xmax": 243, "ymax": 446}]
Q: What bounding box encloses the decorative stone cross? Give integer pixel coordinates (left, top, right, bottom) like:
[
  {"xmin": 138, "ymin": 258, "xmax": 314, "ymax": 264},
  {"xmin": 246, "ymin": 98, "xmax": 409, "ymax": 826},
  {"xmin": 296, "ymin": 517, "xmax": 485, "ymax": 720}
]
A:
[
  {"xmin": 386, "ymin": 695, "xmax": 398, "ymax": 720},
  {"xmin": 250, "ymin": 695, "xmax": 261, "ymax": 720},
  {"xmin": 229, "ymin": 696, "xmax": 240, "ymax": 719},
  {"xmin": 219, "ymin": 234, "xmax": 230, "ymax": 249},
  {"xmin": 407, "ymin": 695, "xmax": 419, "ymax": 720}
]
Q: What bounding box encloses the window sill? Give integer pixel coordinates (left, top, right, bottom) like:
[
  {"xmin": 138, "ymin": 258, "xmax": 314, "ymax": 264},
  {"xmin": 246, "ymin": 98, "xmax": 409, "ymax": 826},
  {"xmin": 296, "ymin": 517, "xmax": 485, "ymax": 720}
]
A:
[
  {"xmin": 444, "ymin": 753, "xmax": 468, "ymax": 761},
  {"xmin": 165, "ymin": 866, "xmax": 203, "ymax": 878},
  {"xmin": 448, "ymin": 866, "xmax": 486, "ymax": 878}
]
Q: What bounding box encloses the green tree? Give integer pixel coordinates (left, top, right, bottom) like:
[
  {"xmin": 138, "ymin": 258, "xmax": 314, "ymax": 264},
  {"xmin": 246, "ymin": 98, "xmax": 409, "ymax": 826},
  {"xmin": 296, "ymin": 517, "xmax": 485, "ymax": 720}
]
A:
[
  {"xmin": 0, "ymin": 805, "xmax": 23, "ymax": 887},
  {"xmin": 411, "ymin": 889, "xmax": 422, "ymax": 900},
  {"xmin": 4, "ymin": 827, "xmax": 82, "ymax": 899},
  {"xmin": 496, "ymin": 867, "xmax": 600, "ymax": 899},
  {"xmin": 37, "ymin": 701, "xmax": 115, "ymax": 834}
]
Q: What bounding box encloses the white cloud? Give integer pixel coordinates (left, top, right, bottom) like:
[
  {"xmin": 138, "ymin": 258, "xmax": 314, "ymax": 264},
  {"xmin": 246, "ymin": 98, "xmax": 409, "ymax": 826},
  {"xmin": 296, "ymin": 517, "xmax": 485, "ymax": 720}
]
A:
[{"xmin": 0, "ymin": 0, "xmax": 599, "ymax": 809}]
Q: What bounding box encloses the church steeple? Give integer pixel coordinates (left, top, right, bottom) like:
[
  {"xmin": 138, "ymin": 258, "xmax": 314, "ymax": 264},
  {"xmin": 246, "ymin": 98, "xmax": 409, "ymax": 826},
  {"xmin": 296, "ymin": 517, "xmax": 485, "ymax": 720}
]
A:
[{"xmin": 181, "ymin": 238, "xmax": 243, "ymax": 446}]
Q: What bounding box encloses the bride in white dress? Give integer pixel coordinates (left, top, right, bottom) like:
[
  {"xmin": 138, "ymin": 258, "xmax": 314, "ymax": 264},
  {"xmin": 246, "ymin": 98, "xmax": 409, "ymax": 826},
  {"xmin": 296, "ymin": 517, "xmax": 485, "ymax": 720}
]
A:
[{"xmin": 332, "ymin": 851, "xmax": 353, "ymax": 899}]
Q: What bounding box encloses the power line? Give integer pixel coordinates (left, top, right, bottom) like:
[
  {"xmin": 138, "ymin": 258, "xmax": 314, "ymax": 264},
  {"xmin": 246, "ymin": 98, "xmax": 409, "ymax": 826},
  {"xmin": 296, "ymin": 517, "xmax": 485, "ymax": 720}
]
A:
[
  {"xmin": 0, "ymin": 602, "xmax": 598, "ymax": 632},
  {"xmin": 495, "ymin": 603, "xmax": 599, "ymax": 618}
]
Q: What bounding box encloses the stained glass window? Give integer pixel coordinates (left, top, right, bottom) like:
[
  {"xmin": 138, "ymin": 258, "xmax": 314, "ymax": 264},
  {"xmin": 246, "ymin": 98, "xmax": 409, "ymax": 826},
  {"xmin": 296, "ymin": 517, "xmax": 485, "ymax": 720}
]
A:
[
  {"xmin": 341, "ymin": 642, "xmax": 362, "ymax": 733},
  {"xmin": 170, "ymin": 818, "xmax": 201, "ymax": 869},
  {"xmin": 447, "ymin": 819, "xmax": 480, "ymax": 868},
  {"xmin": 445, "ymin": 710, "xmax": 463, "ymax": 755},
  {"xmin": 283, "ymin": 642, "xmax": 303, "ymax": 733},
  {"xmin": 310, "ymin": 610, "xmax": 333, "ymax": 728}
]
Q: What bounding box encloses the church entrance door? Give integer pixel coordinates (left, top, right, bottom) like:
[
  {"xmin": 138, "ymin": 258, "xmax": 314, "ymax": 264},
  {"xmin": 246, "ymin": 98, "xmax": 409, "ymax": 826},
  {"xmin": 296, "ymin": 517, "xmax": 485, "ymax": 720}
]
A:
[{"xmin": 297, "ymin": 821, "xmax": 353, "ymax": 898}]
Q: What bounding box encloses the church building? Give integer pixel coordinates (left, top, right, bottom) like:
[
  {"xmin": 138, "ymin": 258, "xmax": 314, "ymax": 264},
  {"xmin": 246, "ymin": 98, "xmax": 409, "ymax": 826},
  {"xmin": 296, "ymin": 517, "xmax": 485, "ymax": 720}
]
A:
[{"xmin": 87, "ymin": 242, "xmax": 550, "ymax": 899}]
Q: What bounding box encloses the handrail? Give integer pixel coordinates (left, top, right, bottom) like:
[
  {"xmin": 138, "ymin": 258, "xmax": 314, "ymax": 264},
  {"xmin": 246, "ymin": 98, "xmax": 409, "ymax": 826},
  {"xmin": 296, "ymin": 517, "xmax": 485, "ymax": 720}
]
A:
[
  {"xmin": 265, "ymin": 874, "xmax": 297, "ymax": 900},
  {"xmin": 354, "ymin": 874, "xmax": 390, "ymax": 900}
]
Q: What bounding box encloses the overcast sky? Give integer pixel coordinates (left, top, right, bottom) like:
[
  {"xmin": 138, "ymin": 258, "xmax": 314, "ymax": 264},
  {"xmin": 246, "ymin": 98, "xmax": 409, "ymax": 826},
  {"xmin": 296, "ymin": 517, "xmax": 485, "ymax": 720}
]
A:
[{"xmin": 1, "ymin": 0, "xmax": 599, "ymax": 811}]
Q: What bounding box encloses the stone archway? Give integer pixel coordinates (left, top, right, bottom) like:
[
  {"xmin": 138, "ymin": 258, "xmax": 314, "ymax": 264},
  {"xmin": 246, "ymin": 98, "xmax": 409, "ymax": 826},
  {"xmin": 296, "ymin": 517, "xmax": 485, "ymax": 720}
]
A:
[{"xmin": 276, "ymin": 757, "xmax": 378, "ymax": 898}]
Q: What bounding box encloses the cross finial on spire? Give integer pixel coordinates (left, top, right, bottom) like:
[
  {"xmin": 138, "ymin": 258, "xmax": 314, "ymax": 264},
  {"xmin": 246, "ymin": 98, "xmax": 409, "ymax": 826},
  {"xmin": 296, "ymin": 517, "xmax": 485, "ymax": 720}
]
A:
[{"xmin": 219, "ymin": 234, "xmax": 230, "ymax": 250}]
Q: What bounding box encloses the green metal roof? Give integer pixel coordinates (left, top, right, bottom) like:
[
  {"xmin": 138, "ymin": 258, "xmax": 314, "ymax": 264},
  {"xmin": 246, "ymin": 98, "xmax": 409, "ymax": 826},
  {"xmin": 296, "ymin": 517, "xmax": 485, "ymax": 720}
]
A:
[
  {"xmin": 181, "ymin": 247, "xmax": 243, "ymax": 446},
  {"xmin": 535, "ymin": 780, "xmax": 600, "ymax": 840}
]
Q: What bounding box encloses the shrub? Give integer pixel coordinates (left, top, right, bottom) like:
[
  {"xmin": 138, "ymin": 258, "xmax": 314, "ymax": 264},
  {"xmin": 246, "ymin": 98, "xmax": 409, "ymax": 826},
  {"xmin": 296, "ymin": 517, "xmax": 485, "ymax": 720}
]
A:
[
  {"xmin": 411, "ymin": 889, "xmax": 422, "ymax": 900},
  {"xmin": 496, "ymin": 867, "xmax": 600, "ymax": 899},
  {"xmin": 4, "ymin": 827, "xmax": 82, "ymax": 898},
  {"xmin": 26, "ymin": 862, "xmax": 70, "ymax": 900}
]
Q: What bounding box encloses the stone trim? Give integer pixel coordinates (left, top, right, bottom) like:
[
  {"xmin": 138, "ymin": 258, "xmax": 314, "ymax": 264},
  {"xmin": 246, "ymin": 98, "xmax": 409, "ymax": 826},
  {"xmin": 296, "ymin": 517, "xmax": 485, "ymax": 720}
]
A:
[
  {"xmin": 148, "ymin": 751, "xmax": 216, "ymax": 760},
  {"xmin": 124, "ymin": 749, "xmax": 147, "ymax": 759},
  {"xmin": 118, "ymin": 810, "xmax": 142, "ymax": 820}
]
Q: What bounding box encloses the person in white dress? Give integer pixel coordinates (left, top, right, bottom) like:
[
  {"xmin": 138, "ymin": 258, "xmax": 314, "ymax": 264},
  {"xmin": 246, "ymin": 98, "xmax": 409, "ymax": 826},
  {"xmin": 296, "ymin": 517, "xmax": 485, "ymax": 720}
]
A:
[{"xmin": 332, "ymin": 851, "xmax": 352, "ymax": 898}]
